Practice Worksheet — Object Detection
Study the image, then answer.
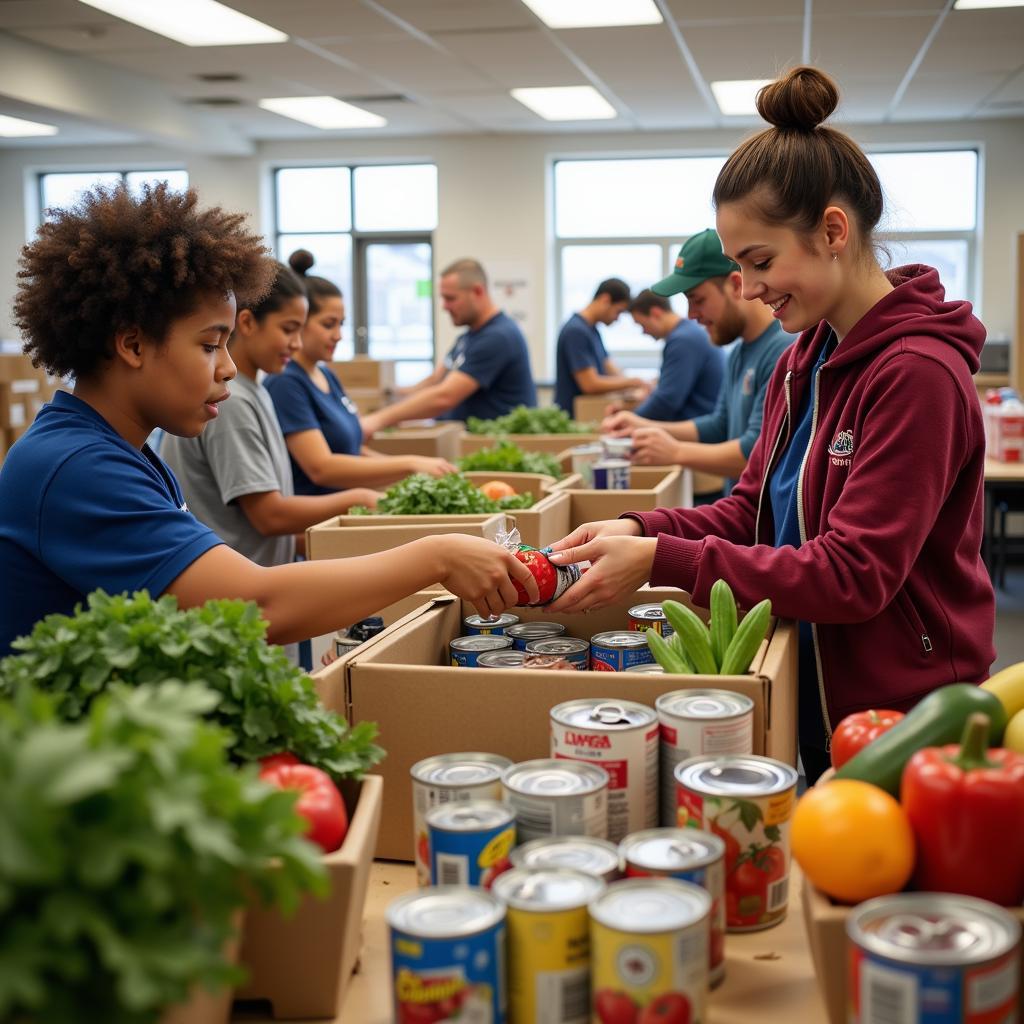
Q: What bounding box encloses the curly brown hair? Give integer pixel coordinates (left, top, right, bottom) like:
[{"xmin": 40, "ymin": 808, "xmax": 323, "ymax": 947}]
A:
[{"xmin": 14, "ymin": 182, "xmax": 276, "ymax": 379}]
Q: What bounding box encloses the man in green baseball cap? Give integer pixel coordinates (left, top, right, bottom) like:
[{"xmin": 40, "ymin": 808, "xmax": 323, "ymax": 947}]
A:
[{"xmin": 603, "ymin": 228, "xmax": 794, "ymax": 496}]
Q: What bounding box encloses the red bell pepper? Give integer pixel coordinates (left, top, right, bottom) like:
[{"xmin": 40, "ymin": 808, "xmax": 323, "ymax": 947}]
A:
[{"xmin": 901, "ymin": 712, "xmax": 1024, "ymax": 906}]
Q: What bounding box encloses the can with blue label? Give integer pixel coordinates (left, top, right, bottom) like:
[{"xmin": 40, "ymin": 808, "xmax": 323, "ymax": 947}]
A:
[
  {"xmin": 592, "ymin": 459, "xmax": 631, "ymax": 490},
  {"xmin": 590, "ymin": 630, "xmax": 656, "ymax": 671},
  {"xmin": 388, "ymin": 886, "xmax": 507, "ymax": 1023},
  {"xmin": 450, "ymin": 634, "xmax": 513, "ymax": 667},
  {"xmin": 428, "ymin": 800, "xmax": 517, "ymax": 889},
  {"xmin": 464, "ymin": 612, "xmax": 520, "ymax": 636},
  {"xmin": 525, "ymin": 636, "xmax": 590, "ymax": 670},
  {"xmin": 505, "ymin": 621, "xmax": 566, "ymax": 651}
]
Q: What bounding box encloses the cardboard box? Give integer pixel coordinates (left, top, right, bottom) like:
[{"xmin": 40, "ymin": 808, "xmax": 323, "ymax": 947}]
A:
[
  {"xmin": 0, "ymin": 353, "xmax": 40, "ymax": 383},
  {"xmin": 343, "ymin": 387, "xmax": 388, "ymax": 415},
  {"xmin": 367, "ymin": 422, "xmax": 463, "ymax": 460},
  {"xmin": 460, "ymin": 431, "xmax": 600, "ymax": 456},
  {"xmin": 573, "ymin": 393, "xmax": 639, "ymax": 424},
  {"xmin": 557, "ymin": 467, "xmax": 691, "ymax": 526},
  {"xmin": 693, "ymin": 471, "xmax": 726, "ymax": 496},
  {"xmin": 329, "ymin": 358, "xmax": 396, "ymax": 392},
  {"xmin": 236, "ymin": 775, "xmax": 383, "ymax": 1019},
  {"xmin": 343, "ymin": 589, "xmax": 797, "ymax": 860}
]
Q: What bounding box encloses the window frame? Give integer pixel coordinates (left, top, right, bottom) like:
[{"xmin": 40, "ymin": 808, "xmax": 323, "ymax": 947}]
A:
[{"xmin": 36, "ymin": 168, "xmax": 189, "ymax": 223}]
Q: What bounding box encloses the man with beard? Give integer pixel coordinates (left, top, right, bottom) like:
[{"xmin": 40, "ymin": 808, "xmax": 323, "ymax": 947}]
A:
[{"xmin": 602, "ymin": 229, "xmax": 793, "ymax": 494}]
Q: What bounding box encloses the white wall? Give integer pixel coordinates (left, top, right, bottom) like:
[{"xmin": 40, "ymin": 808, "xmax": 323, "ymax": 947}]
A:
[{"xmin": 2, "ymin": 117, "xmax": 1022, "ymax": 377}]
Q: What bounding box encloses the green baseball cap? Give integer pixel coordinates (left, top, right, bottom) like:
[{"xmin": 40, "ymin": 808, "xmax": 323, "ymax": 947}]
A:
[{"xmin": 650, "ymin": 229, "xmax": 739, "ymax": 297}]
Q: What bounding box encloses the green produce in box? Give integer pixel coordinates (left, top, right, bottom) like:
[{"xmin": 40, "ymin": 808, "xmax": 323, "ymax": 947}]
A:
[{"xmin": 349, "ymin": 471, "xmax": 534, "ymax": 516}]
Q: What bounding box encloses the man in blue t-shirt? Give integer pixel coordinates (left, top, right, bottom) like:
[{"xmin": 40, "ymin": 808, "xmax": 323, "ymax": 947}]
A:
[
  {"xmin": 554, "ymin": 278, "xmax": 651, "ymax": 414},
  {"xmin": 360, "ymin": 258, "xmax": 536, "ymax": 432}
]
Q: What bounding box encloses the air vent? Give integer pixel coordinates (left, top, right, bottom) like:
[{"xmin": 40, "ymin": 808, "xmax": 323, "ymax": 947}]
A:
[
  {"xmin": 343, "ymin": 94, "xmax": 410, "ymax": 105},
  {"xmin": 186, "ymin": 97, "xmax": 244, "ymax": 107},
  {"xmin": 194, "ymin": 72, "xmax": 244, "ymax": 83}
]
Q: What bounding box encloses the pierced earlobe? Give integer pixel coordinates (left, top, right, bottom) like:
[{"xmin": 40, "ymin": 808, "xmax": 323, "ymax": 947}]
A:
[{"xmin": 832, "ymin": 252, "xmax": 839, "ymax": 263}]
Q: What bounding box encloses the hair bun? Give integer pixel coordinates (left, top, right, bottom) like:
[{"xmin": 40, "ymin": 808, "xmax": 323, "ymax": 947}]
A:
[
  {"xmin": 756, "ymin": 66, "xmax": 838, "ymax": 131},
  {"xmin": 288, "ymin": 248, "xmax": 314, "ymax": 276}
]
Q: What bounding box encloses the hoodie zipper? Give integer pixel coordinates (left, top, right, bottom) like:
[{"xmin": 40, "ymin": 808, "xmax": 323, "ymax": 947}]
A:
[{"xmin": 754, "ymin": 370, "xmax": 793, "ymax": 542}]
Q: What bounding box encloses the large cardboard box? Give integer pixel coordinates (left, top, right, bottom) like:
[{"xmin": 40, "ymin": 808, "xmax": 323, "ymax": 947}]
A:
[
  {"xmin": 329, "ymin": 358, "xmax": 396, "ymax": 392},
  {"xmin": 367, "ymin": 422, "xmax": 463, "ymax": 460},
  {"xmin": 343, "ymin": 387, "xmax": 388, "ymax": 415},
  {"xmin": 460, "ymin": 431, "xmax": 600, "ymax": 456},
  {"xmin": 573, "ymin": 393, "xmax": 639, "ymax": 424},
  {"xmin": 557, "ymin": 466, "xmax": 691, "ymax": 526},
  {"xmin": 342, "ymin": 590, "xmax": 797, "ymax": 860}
]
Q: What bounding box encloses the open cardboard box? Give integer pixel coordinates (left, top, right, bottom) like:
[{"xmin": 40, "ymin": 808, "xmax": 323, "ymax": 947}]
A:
[
  {"xmin": 343, "ymin": 387, "xmax": 388, "ymax": 415},
  {"xmin": 366, "ymin": 422, "xmax": 463, "ymax": 460},
  {"xmin": 329, "ymin": 358, "xmax": 396, "ymax": 392},
  {"xmin": 236, "ymin": 776, "xmax": 383, "ymax": 1020},
  {"xmin": 573, "ymin": 393, "xmax": 639, "ymax": 423},
  {"xmin": 460, "ymin": 431, "xmax": 600, "ymax": 456},
  {"xmin": 554, "ymin": 466, "xmax": 692, "ymax": 526},
  {"xmin": 340, "ymin": 589, "xmax": 796, "ymax": 860}
]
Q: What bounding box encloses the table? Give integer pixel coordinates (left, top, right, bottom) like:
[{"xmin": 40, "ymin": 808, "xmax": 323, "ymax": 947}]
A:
[
  {"xmin": 984, "ymin": 457, "xmax": 1024, "ymax": 584},
  {"xmin": 235, "ymin": 861, "xmax": 826, "ymax": 1023}
]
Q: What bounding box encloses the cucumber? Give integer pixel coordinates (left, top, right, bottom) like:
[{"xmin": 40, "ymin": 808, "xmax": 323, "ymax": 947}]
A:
[
  {"xmin": 719, "ymin": 599, "xmax": 772, "ymax": 676},
  {"xmin": 669, "ymin": 633, "xmax": 696, "ymax": 673},
  {"xmin": 661, "ymin": 600, "xmax": 717, "ymax": 676},
  {"xmin": 646, "ymin": 629, "xmax": 690, "ymax": 674},
  {"xmin": 709, "ymin": 579, "xmax": 738, "ymax": 670}
]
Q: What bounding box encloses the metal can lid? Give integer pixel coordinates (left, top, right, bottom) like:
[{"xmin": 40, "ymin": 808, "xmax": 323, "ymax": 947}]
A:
[
  {"xmin": 676, "ymin": 755, "xmax": 797, "ymax": 796},
  {"xmin": 593, "ymin": 459, "xmax": 630, "ymax": 469},
  {"xmin": 511, "ymin": 836, "xmax": 621, "ymax": 877},
  {"xmin": 505, "ymin": 621, "xmax": 566, "ymax": 640},
  {"xmin": 450, "ymin": 635, "xmax": 513, "ymax": 652},
  {"xmin": 477, "ymin": 650, "xmax": 529, "ymax": 669},
  {"xmin": 426, "ymin": 800, "xmax": 514, "ymax": 833},
  {"xmin": 525, "ymin": 638, "xmax": 590, "ymax": 656},
  {"xmin": 589, "ymin": 878, "xmax": 711, "ymax": 933},
  {"xmin": 628, "ymin": 604, "xmax": 667, "ymax": 621},
  {"xmin": 411, "ymin": 752, "xmax": 513, "ymax": 788},
  {"xmin": 503, "ymin": 758, "xmax": 609, "ymax": 796},
  {"xmin": 387, "ymin": 886, "xmax": 505, "ymax": 938},
  {"xmin": 591, "ymin": 630, "xmax": 648, "ymax": 649},
  {"xmin": 620, "ymin": 829, "xmax": 725, "ymax": 872},
  {"xmin": 624, "ymin": 664, "xmax": 665, "ymax": 674},
  {"xmin": 551, "ymin": 698, "xmax": 656, "ymax": 730},
  {"xmin": 492, "ymin": 867, "xmax": 606, "ymax": 911},
  {"xmin": 465, "ymin": 613, "xmax": 520, "ymax": 629},
  {"xmin": 849, "ymin": 894, "xmax": 1022, "ymax": 966},
  {"xmin": 657, "ymin": 689, "xmax": 755, "ymax": 720}
]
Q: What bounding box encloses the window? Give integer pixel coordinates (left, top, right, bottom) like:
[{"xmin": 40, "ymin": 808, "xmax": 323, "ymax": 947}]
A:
[
  {"xmin": 39, "ymin": 169, "xmax": 188, "ymax": 218},
  {"xmin": 275, "ymin": 164, "xmax": 438, "ymax": 384}
]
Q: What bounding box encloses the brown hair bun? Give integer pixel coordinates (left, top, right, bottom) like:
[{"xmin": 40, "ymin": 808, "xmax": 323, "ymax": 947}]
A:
[
  {"xmin": 288, "ymin": 248, "xmax": 315, "ymax": 276},
  {"xmin": 756, "ymin": 66, "xmax": 839, "ymax": 131}
]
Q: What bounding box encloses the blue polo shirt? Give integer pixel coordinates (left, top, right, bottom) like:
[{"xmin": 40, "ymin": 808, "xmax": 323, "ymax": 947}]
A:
[
  {"xmin": 633, "ymin": 320, "xmax": 724, "ymax": 423},
  {"xmin": 265, "ymin": 361, "xmax": 363, "ymax": 496},
  {"xmin": 554, "ymin": 313, "xmax": 609, "ymax": 413},
  {"xmin": 439, "ymin": 311, "xmax": 537, "ymax": 422},
  {"xmin": 0, "ymin": 391, "xmax": 221, "ymax": 655}
]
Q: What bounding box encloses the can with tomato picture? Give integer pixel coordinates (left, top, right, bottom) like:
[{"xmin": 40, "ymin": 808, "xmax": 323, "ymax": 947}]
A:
[
  {"xmin": 511, "ymin": 836, "xmax": 622, "ymax": 884},
  {"xmin": 493, "ymin": 868, "xmax": 606, "ymax": 1024},
  {"xmin": 627, "ymin": 603, "xmax": 675, "ymax": 638},
  {"xmin": 656, "ymin": 690, "xmax": 755, "ymax": 827},
  {"xmin": 589, "ymin": 878, "xmax": 710, "ymax": 1024},
  {"xmin": 589, "ymin": 631, "xmax": 656, "ymax": 672},
  {"xmin": 464, "ymin": 612, "xmax": 521, "ymax": 636},
  {"xmin": 411, "ymin": 752, "xmax": 513, "ymax": 887},
  {"xmin": 550, "ymin": 699, "xmax": 658, "ymax": 842},
  {"xmin": 620, "ymin": 829, "xmax": 727, "ymax": 987},
  {"xmin": 674, "ymin": 755, "xmax": 797, "ymax": 933},
  {"xmin": 513, "ymin": 546, "xmax": 585, "ymax": 606},
  {"xmin": 526, "ymin": 637, "xmax": 590, "ymax": 670},
  {"xmin": 428, "ymin": 801, "xmax": 516, "ymax": 890},
  {"xmin": 388, "ymin": 886, "xmax": 507, "ymax": 1024},
  {"xmin": 506, "ymin": 621, "xmax": 567, "ymax": 651},
  {"xmin": 502, "ymin": 759, "xmax": 609, "ymax": 844}
]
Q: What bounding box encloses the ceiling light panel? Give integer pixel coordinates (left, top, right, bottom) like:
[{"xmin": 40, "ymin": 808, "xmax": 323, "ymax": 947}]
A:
[
  {"xmin": 257, "ymin": 97, "xmax": 386, "ymax": 130},
  {"xmin": 953, "ymin": 0, "xmax": 1024, "ymax": 8},
  {"xmin": 711, "ymin": 79, "xmax": 774, "ymax": 116},
  {"xmin": 511, "ymin": 86, "xmax": 617, "ymax": 120},
  {"xmin": 521, "ymin": 0, "xmax": 663, "ymax": 28},
  {"xmin": 0, "ymin": 115, "xmax": 59, "ymax": 138}
]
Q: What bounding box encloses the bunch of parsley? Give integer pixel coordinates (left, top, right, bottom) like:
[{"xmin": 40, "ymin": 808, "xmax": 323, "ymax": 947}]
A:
[
  {"xmin": 458, "ymin": 441, "xmax": 564, "ymax": 479},
  {"xmin": 466, "ymin": 405, "xmax": 595, "ymax": 435},
  {"xmin": 349, "ymin": 472, "xmax": 534, "ymax": 516}
]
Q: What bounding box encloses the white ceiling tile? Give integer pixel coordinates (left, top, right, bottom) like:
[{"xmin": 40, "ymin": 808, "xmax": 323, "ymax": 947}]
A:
[
  {"xmin": 917, "ymin": 9, "xmax": 1024, "ymax": 76},
  {"xmin": 223, "ymin": 1, "xmax": 400, "ymax": 38},
  {"xmin": 894, "ymin": 71, "xmax": 1008, "ymax": 119},
  {"xmin": 663, "ymin": 0, "xmax": 803, "ymax": 22},
  {"xmin": 681, "ymin": 23, "xmax": 804, "ymax": 81},
  {"xmin": 433, "ymin": 28, "xmax": 584, "ymax": 88},
  {"xmin": 813, "ymin": 0, "xmax": 945, "ymax": 13},
  {"xmin": 365, "ymin": 0, "xmax": 536, "ymax": 33},
  {"xmin": 810, "ymin": 15, "xmax": 936, "ymax": 84},
  {"xmin": 984, "ymin": 67, "xmax": 1024, "ymax": 109},
  {"xmin": 0, "ymin": 0, "xmax": 117, "ymax": 29},
  {"xmin": 831, "ymin": 77, "xmax": 903, "ymax": 123}
]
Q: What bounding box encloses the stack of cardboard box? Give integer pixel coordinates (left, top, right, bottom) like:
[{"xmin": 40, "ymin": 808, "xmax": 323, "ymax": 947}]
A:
[{"xmin": 0, "ymin": 354, "xmax": 66, "ymax": 464}]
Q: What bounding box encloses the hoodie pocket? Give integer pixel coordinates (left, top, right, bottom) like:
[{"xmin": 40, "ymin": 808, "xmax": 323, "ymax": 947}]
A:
[{"xmin": 895, "ymin": 589, "xmax": 933, "ymax": 658}]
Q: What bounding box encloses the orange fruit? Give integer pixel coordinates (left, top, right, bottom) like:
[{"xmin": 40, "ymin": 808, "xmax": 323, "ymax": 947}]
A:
[
  {"xmin": 479, "ymin": 480, "xmax": 516, "ymax": 500},
  {"xmin": 791, "ymin": 779, "xmax": 915, "ymax": 904}
]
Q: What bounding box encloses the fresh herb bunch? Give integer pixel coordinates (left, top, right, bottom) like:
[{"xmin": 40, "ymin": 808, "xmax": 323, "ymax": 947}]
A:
[
  {"xmin": 458, "ymin": 441, "xmax": 564, "ymax": 479},
  {"xmin": 466, "ymin": 405, "xmax": 594, "ymax": 435},
  {"xmin": 349, "ymin": 472, "xmax": 534, "ymax": 516},
  {"xmin": 0, "ymin": 680, "xmax": 326, "ymax": 1024},
  {"xmin": 0, "ymin": 591, "xmax": 383, "ymax": 780}
]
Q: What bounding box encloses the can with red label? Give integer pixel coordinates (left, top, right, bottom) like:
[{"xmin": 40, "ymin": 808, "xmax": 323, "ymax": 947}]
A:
[
  {"xmin": 550, "ymin": 698, "xmax": 658, "ymax": 843},
  {"xmin": 847, "ymin": 893, "xmax": 1021, "ymax": 1024},
  {"xmin": 656, "ymin": 689, "xmax": 755, "ymax": 827},
  {"xmin": 590, "ymin": 630, "xmax": 656, "ymax": 672},
  {"xmin": 627, "ymin": 603, "xmax": 675, "ymax": 638}
]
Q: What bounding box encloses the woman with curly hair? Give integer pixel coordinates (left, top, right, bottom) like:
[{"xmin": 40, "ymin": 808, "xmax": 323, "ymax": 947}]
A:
[{"xmin": 0, "ymin": 183, "xmax": 537, "ymax": 655}]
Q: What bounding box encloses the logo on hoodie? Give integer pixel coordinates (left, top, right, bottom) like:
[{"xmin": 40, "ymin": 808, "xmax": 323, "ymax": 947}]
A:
[{"xmin": 828, "ymin": 428, "xmax": 854, "ymax": 466}]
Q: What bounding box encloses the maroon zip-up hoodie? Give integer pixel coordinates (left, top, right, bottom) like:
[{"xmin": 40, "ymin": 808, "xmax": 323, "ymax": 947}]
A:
[{"xmin": 629, "ymin": 265, "xmax": 996, "ymax": 732}]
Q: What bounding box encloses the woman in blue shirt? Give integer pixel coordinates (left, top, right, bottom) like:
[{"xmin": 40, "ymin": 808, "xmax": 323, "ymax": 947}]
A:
[{"xmin": 265, "ymin": 250, "xmax": 456, "ymax": 495}]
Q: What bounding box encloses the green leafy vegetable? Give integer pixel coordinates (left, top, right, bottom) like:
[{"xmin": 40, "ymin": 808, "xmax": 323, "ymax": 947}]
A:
[
  {"xmin": 458, "ymin": 441, "xmax": 564, "ymax": 479},
  {"xmin": 466, "ymin": 405, "xmax": 594, "ymax": 435},
  {"xmin": 0, "ymin": 591, "xmax": 383, "ymax": 781},
  {"xmin": 349, "ymin": 472, "xmax": 534, "ymax": 516}
]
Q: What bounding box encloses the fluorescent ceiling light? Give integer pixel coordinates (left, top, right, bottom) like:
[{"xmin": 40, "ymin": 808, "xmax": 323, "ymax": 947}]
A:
[
  {"xmin": 76, "ymin": 0, "xmax": 287, "ymax": 46},
  {"xmin": 511, "ymin": 86, "xmax": 616, "ymax": 121},
  {"xmin": 711, "ymin": 79, "xmax": 773, "ymax": 116},
  {"xmin": 0, "ymin": 114, "xmax": 59, "ymax": 138},
  {"xmin": 521, "ymin": 0, "xmax": 662, "ymax": 28},
  {"xmin": 258, "ymin": 97, "xmax": 386, "ymax": 130},
  {"xmin": 954, "ymin": 0, "xmax": 1024, "ymax": 8}
]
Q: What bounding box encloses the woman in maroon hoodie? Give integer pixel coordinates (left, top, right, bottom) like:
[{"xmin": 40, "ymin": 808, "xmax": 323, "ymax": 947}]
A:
[{"xmin": 547, "ymin": 66, "xmax": 995, "ymax": 782}]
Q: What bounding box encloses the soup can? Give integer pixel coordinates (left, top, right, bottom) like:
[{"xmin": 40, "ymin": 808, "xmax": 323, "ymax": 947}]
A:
[
  {"xmin": 511, "ymin": 836, "xmax": 622, "ymax": 884},
  {"xmin": 620, "ymin": 828, "xmax": 727, "ymax": 987},
  {"xmin": 388, "ymin": 886, "xmax": 507, "ymax": 1024},
  {"xmin": 592, "ymin": 459, "xmax": 631, "ymax": 490},
  {"xmin": 506, "ymin": 621, "xmax": 566, "ymax": 651},
  {"xmin": 502, "ymin": 759, "xmax": 609, "ymax": 844},
  {"xmin": 427, "ymin": 800, "xmax": 516, "ymax": 890},
  {"xmin": 625, "ymin": 664, "xmax": 665, "ymax": 675},
  {"xmin": 569, "ymin": 443, "xmax": 604, "ymax": 487},
  {"xmin": 464, "ymin": 612, "xmax": 520, "ymax": 636},
  {"xmin": 627, "ymin": 603, "xmax": 675, "ymax": 638},
  {"xmin": 478, "ymin": 650, "xmax": 529, "ymax": 669},
  {"xmin": 601, "ymin": 436, "xmax": 634, "ymax": 461},
  {"xmin": 450, "ymin": 634, "xmax": 513, "ymax": 667},
  {"xmin": 493, "ymin": 868, "xmax": 606, "ymax": 1024},
  {"xmin": 656, "ymin": 689, "xmax": 755, "ymax": 827},
  {"xmin": 589, "ymin": 878, "xmax": 710, "ymax": 1024},
  {"xmin": 411, "ymin": 752, "xmax": 513, "ymax": 887},
  {"xmin": 847, "ymin": 893, "xmax": 1021, "ymax": 1024},
  {"xmin": 674, "ymin": 754, "xmax": 797, "ymax": 932},
  {"xmin": 550, "ymin": 698, "xmax": 658, "ymax": 842},
  {"xmin": 525, "ymin": 637, "xmax": 590, "ymax": 670},
  {"xmin": 590, "ymin": 630, "xmax": 656, "ymax": 672}
]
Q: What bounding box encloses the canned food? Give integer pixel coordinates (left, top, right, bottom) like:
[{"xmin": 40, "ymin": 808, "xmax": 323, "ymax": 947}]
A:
[
  {"xmin": 624, "ymin": 664, "xmax": 665, "ymax": 674},
  {"xmin": 590, "ymin": 630, "xmax": 656, "ymax": 672},
  {"xmin": 511, "ymin": 836, "xmax": 622, "ymax": 884},
  {"xmin": 502, "ymin": 759, "xmax": 609, "ymax": 844},
  {"xmin": 620, "ymin": 828, "xmax": 727, "ymax": 987},
  {"xmin": 675, "ymin": 755, "xmax": 797, "ymax": 932},
  {"xmin": 388, "ymin": 886, "xmax": 507, "ymax": 1024},
  {"xmin": 523, "ymin": 654, "xmax": 578, "ymax": 672},
  {"xmin": 592, "ymin": 459, "xmax": 631, "ymax": 490},
  {"xmin": 506, "ymin": 621, "xmax": 567, "ymax": 651},
  {"xmin": 569, "ymin": 443, "xmax": 604, "ymax": 487},
  {"xmin": 848, "ymin": 893, "xmax": 1022, "ymax": 1024},
  {"xmin": 427, "ymin": 800, "xmax": 516, "ymax": 890},
  {"xmin": 477, "ymin": 650, "xmax": 528, "ymax": 669},
  {"xmin": 493, "ymin": 868, "xmax": 606, "ymax": 1024},
  {"xmin": 347, "ymin": 615, "xmax": 384, "ymax": 642},
  {"xmin": 601, "ymin": 436, "xmax": 634, "ymax": 461},
  {"xmin": 589, "ymin": 878, "xmax": 710, "ymax": 1024},
  {"xmin": 525, "ymin": 637, "xmax": 590, "ymax": 670},
  {"xmin": 411, "ymin": 752, "xmax": 513, "ymax": 887},
  {"xmin": 550, "ymin": 698, "xmax": 658, "ymax": 842},
  {"xmin": 450, "ymin": 634, "xmax": 513, "ymax": 667},
  {"xmin": 656, "ymin": 690, "xmax": 755, "ymax": 827},
  {"xmin": 464, "ymin": 612, "xmax": 520, "ymax": 636},
  {"xmin": 333, "ymin": 633, "xmax": 362, "ymax": 659},
  {"xmin": 627, "ymin": 603, "xmax": 675, "ymax": 638}
]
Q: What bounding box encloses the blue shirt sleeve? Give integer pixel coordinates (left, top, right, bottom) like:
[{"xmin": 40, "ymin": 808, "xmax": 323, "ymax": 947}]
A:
[
  {"xmin": 635, "ymin": 335, "xmax": 699, "ymax": 421},
  {"xmin": 562, "ymin": 320, "xmax": 604, "ymax": 376},
  {"xmin": 692, "ymin": 365, "xmax": 731, "ymax": 443},
  {"xmin": 266, "ymin": 371, "xmax": 319, "ymax": 436}
]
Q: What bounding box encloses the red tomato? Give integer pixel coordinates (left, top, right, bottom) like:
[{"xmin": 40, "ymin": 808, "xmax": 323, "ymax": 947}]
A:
[
  {"xmin": 512, "ymin": 547, "xmax": 558, "ymax": 605},
  {"xmin": 259, "ymin": 763, "xmax": 348, "ymax": 853},
  {"xmin": 259, "ymin": 751, "xmax": 300, "ymax": 771},
  {"xmin": 639, "ymin": 992, "xmax": 692, "ymax": 1024},
  {"xmin": 595, "ymin": 988, "xmax": 639, "ymax": 1024},
  {"xmin": 830, "ymin": 709, "xmax": 905, "ymax": 769},
  {"xmin": 710, "ymin": 820, "xmax": 740, "ymax": 875},
  {"xmin": 730, "ymin": 846, "xmax": 786, "ymax": 925}
]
